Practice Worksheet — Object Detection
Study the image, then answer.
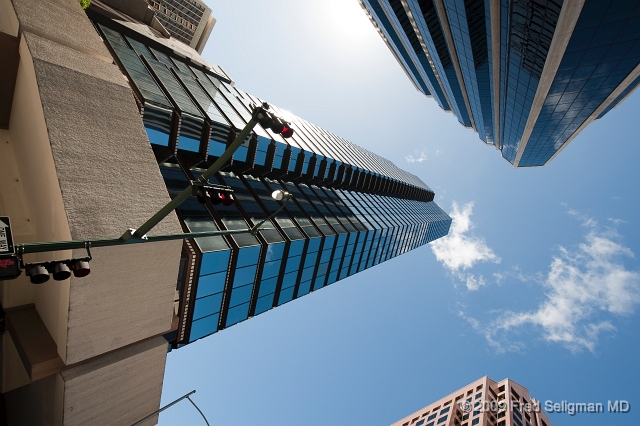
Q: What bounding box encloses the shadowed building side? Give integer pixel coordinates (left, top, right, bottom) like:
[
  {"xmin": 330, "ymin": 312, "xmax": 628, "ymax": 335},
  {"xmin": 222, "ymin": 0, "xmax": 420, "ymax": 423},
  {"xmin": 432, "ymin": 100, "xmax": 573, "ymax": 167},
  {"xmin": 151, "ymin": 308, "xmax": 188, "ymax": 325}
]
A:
[{"xmin": 360, "ymin": 0, "xmax": 640, "ymax": 167}]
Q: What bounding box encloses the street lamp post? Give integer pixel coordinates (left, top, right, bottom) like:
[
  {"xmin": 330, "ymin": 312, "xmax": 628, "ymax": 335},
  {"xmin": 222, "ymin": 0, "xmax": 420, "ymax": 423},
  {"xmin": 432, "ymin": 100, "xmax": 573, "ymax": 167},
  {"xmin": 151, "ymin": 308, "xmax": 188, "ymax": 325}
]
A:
[{"xmin": 130, "ymin": 390, "xmax": 210, "ymax": 426}]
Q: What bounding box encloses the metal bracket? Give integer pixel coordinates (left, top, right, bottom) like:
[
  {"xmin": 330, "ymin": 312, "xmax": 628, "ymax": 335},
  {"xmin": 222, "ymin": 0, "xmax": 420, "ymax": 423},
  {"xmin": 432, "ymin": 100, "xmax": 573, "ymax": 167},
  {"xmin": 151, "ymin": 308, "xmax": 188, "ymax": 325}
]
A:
[{"xmin": 121, "ymin": 228, "xmax": 148, "ymax": 243}]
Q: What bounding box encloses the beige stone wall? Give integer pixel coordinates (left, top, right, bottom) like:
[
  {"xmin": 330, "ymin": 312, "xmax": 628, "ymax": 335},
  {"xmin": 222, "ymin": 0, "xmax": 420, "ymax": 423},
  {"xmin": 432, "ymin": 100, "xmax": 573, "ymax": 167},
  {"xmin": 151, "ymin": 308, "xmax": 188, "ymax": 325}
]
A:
[
  {"xmin": 60, "ymin": 337, "xmax": 168, "ymax": 426},
  {"xmin": 0, "ymin": 0, "xmax": 19, "ymax": 36},
  {"xmin": 2, "ymin": 0, "xmax": 184, "ymax": 423}
]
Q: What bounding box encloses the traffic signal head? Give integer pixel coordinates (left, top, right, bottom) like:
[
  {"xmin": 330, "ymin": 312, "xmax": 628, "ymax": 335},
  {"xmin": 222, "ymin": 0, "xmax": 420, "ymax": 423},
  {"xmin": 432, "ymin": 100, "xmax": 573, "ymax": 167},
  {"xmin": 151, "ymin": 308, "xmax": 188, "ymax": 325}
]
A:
[
  {"xmin": 270, "ymin": 117, "xmax": 285, "ymax": 134},
  {"xmin": 28, "ymin": 264, "xmax": 50, "ymax": 284},
  {"xmin": 220, "ymin": 193, "xmax": 234, "ymax": 206},
  {"xmin": 209, "ymin": 191, "xmax": 223, "ymax": 205},
  {"xmin": 192, "ymin": 182, "xmax": 234, "ymax": 207},
  {"xmin": 269, "ymin": 117, "xmax": 294, "ymax": 139},
  {"xmin": 252, "ymin": 105, "xmax": 295, "ymax": 139},
  {"xmin": 195, "ymin": 187, "xmax": 208, "ymax": 204},
  {"xmin": 281, "ymin": 125, "xmax": 294, "ymax": 139},
  {"xmin": 52, "ymin": 262, "xmax": 72, "ymax": 281},
  {"xmin": 256, "ymin": 110, "xmax": 274, "ymax": 129},
  {"xmin": 72, "ymin": 260, "xmax": 91, "ymax": 277}
]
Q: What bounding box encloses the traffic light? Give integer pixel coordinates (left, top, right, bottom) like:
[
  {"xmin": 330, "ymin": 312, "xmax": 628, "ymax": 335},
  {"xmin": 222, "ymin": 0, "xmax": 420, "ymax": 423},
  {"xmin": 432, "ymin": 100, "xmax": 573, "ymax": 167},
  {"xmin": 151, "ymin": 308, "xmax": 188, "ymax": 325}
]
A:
[
  {"xmin": 23, "ymin": 243, "xmax": 92, "ymax": 284},
  {"xmin": 193, "ymin": 182, "xmax": 235, "ymax": 206},
  {"xmin": 25, "ymin": 257, "xmax": 93, "ymax": 284},
  {"xmin": 52, "ymin": 262, "xmax": 72, "ymax": 281},
  {"xmin": 28, "ymin": 264, "xmax": 50, "ymax": 284},
  {"xmin": 252, "ymin": 104, "xmax": 295, "ymax": 139},
  {"xmin": 0, "ymin": 254, "xmax": 22, "ymax": 280},
  {"xmin": 72, "ymin": 260, "xmax": 91, "ymax": 277}
]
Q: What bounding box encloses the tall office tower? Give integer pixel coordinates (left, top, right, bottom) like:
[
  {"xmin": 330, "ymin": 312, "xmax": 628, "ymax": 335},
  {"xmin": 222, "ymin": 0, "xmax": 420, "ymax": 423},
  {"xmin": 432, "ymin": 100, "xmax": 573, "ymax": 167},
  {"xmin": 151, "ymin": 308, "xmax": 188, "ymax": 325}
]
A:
[
  {"xmin": 88, "ymin": 12, "xmax": 452, "ymax": 348},
  {"xmin": 392, "ymin": 377, "xmax": 552, "ymax": 426},
  {"xmin": 145, "ymin": 0, "xmax": 215, "ymax": 52},
  {"xmin": 359, "ymin": 0, "xmax": 640, "ymax": 167}
]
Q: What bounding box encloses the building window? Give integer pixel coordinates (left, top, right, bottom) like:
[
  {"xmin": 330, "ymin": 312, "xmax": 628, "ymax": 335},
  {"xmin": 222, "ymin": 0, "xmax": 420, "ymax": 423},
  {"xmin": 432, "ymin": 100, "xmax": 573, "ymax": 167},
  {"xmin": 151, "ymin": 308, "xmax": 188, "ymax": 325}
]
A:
[
  {"xmin": 472, "ymin": 418, "xmax": 480, "ymax": 426},
  {"xmin": 511, "ymin": 389, "xmax": 520, "ymax": 400},
  {"xmin": 437, "ymin": 416, "xmax": 448, "ymax": 424}
]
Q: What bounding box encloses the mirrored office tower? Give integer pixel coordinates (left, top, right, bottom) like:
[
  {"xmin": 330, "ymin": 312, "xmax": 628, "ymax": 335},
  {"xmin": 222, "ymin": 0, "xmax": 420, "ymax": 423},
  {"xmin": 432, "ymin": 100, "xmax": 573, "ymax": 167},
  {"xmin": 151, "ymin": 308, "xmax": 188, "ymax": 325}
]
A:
[
  {"xmin": 360, "ymin": 0, "xmax": 640, "ymax": 167},
  {"xmin": 90, "ymin": 15, "xmax": 452, "ymax": 348},
  {"xmin": 392, "ymin": 376, "xmax": 553, "ymax": 426}
]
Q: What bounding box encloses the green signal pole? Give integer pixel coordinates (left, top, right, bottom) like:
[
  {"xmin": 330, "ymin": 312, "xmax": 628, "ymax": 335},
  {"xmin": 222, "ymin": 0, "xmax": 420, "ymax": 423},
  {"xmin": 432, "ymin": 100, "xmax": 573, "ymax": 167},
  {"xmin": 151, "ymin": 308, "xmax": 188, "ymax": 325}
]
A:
[
  {"xmin": 15, "ymin": 103, "xmax": 274, "ymax": 256},
  {"xmin": 122, "ymin": 105, "xmax": 263, "ymax": 241}
]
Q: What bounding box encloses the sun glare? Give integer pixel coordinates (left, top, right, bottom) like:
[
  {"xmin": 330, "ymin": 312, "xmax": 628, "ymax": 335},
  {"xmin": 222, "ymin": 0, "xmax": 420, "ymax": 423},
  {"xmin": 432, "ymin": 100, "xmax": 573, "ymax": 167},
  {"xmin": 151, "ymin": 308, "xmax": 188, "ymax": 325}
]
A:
[{"xmin": 315, "ymin": 0, "xmax": 378, "ymax": 50}]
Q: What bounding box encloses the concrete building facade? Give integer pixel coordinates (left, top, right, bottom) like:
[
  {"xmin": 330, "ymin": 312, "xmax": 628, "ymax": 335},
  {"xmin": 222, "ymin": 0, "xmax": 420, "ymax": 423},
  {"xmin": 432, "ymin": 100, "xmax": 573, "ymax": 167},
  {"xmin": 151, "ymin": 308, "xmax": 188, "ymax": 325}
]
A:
[
  {"xmin": 392, "ymin": 377, "xmax": 553, "ymax": 426},
  {"xmin": 360, "ymin": 0, "xmax": 640, "ymax": 167}
]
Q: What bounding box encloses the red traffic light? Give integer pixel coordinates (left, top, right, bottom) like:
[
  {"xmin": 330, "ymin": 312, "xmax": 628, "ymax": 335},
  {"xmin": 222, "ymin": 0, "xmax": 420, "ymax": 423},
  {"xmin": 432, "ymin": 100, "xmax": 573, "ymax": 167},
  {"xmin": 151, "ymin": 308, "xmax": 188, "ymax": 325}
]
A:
[
  {"xmin": 192, "ymin": 182, "xmax": 233, "ymax": 207},
  {"xmin": 281, "ymin": 126, "xmax": 294, "ymax": 138},
  {"xmin": 220, "ymin": 193, "xmax": 234, "ymax": 206},
  {"xmin": 72, "ymin": 260, "xmax": 91, "ymax": 277},
  {"xmin": 252, "ymin": 105, "xmax": 295, "ymax": 138}
]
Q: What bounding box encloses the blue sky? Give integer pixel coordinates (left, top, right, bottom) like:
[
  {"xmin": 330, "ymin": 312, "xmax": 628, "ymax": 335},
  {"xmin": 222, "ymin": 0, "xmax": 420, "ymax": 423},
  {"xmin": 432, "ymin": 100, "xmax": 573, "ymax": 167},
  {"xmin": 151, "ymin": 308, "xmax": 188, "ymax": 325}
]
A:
[{"xmin": 159, "ymin": 1, "xmax": 640, "ymax": 425}]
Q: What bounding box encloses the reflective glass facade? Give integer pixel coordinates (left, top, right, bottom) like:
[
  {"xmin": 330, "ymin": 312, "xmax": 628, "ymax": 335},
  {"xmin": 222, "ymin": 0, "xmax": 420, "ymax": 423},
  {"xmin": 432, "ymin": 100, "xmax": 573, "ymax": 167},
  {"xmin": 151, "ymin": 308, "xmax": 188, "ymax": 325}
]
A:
[
  {"xmin": 361, "ymin": 0, "xmax": 640, "ymax": 166},
  {"xmin": 94, "ymin": 18, "xmax": 451, "ymax": 347}
]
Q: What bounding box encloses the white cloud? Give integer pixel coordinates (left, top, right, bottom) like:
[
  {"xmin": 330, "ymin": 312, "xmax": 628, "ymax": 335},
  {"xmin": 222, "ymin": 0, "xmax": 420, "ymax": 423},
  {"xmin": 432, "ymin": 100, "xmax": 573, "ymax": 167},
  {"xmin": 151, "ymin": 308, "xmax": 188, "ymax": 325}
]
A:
[
  {"xmin": 405, "ymin": 149, "xmax": 427, "ymax": 163},
  {"xmin": 484, "ymin": 225, "xmax": 640, "ymax": 353},
  {"xmin": 430, "ymin": 202, "xmax": 500, "ymax": 290},
  {"xmin": 492, "ymin": 266, "xmax": 530, "ymax": 285},
  {"xmin": 608, "ymin": 217, "xmax": 627, "ymax": 225},
  {"xmin": 465, "ymin": 274, "xmax": 487, "ymax": 291}
]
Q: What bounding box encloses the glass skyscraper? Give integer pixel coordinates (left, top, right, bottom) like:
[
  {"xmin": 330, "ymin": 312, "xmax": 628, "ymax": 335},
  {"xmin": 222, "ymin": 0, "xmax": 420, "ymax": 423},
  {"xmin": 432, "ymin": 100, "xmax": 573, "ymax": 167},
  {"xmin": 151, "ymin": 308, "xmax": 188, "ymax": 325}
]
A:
[
  {"xmin": 90, "ymin": 15, "xmax": 451, "ymax": 348},
  {"xmin": 360, "ymin": 0, "xmax": 640, "ymax": 167}
]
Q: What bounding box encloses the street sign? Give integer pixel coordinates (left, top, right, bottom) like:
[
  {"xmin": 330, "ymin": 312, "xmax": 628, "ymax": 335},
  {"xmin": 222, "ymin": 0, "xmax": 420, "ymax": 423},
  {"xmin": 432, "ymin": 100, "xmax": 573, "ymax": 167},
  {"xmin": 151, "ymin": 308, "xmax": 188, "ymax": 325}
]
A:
[{"xmin": 0, "ymin": 216, "xmax": 15, "ymax": 254}]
